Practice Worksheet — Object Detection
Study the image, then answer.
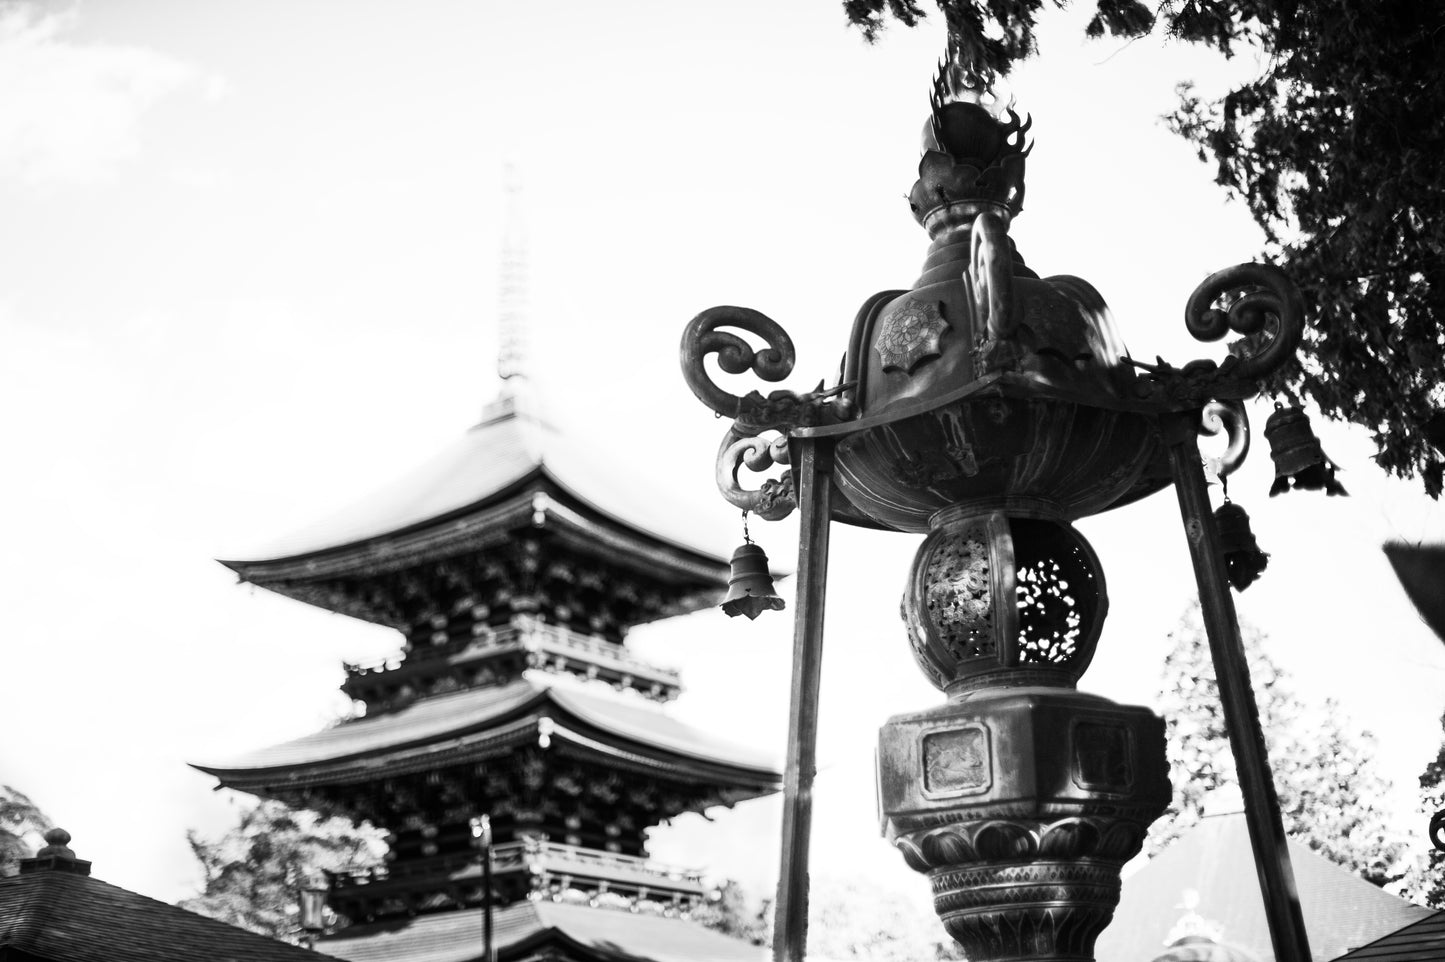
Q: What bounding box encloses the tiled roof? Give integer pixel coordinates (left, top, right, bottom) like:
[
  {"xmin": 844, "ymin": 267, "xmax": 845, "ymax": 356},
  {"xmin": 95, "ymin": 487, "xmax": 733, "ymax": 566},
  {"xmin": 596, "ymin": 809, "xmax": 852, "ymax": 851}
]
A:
[
  {"xmin": 0, "ymin": 869, "xmax": 321, "ymax": 962},
  {"xmin": 191, "ymin": 675, "xmax": 781, "ymax": 787},
  {"xmin": 1152, "ymin": 935, "xmax": 1263, "ymax": 961},
  {"xmin": 1096, "ymin": 812, "xmax": 1433, "ymax": 962},
  {"xmin": 317, "ymin": 900, "xmax": 765, "ymax": 962},
  {"xmin": 223, "ymin": 392, "xmax": 735, "ymax": 566},
  {"xmin": 1333, "ymin": 910, "xmax": 1445, "ymax": 961}
]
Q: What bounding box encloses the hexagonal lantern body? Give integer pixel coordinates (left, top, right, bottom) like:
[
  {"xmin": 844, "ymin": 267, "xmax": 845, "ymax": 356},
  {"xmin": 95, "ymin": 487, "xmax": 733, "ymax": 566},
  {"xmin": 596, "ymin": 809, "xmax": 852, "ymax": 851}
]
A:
[{"xmin": 879, "ymin": 687, "xmax": 1170, "ymax": 962}]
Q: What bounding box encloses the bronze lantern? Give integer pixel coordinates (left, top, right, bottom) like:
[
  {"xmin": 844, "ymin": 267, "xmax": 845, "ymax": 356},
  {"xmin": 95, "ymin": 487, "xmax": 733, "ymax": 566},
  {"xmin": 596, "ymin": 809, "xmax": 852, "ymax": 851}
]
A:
[{"xmin": 680, "ymin": 45, "xmax": 1313, "ymax": 962}]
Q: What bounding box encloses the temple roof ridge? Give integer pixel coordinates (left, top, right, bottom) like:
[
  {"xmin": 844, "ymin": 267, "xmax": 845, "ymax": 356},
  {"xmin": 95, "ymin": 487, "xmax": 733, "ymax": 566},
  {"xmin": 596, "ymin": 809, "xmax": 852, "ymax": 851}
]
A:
[
  {"xmin": 476, "ymin": 374, "xmax": 550, "ymax": 432},
  {"xmin": 219, "ymin": 380, "xmax": 737, "ymax": 570}
]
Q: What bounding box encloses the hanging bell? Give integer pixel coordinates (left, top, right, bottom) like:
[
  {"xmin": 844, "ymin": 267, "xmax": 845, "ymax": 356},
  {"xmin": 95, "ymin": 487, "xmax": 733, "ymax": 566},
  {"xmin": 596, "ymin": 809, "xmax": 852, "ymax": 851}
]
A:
[
  {"xmin": 1263, "ymin": 404, "xmax": 1348, "ymax": 497},
  {"xmin": 1214, "ymin": 500, "xmax": 1269, "ymax": 591},
  {"xmin": 720, "ymin": 542, "xmax": 785, "ymax": 620}
]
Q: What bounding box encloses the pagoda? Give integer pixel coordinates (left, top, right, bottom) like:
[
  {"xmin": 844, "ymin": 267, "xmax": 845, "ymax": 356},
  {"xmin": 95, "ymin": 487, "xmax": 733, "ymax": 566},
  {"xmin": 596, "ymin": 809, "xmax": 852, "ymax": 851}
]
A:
[{"xmin": 193, "ymin": 181, "xmax": 781, "ymax": 961}]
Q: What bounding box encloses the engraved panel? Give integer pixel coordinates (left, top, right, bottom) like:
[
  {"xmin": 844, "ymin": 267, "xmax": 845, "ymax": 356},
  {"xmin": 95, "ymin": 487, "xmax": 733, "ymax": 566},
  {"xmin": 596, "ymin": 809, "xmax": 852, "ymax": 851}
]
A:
[
  {"xmin": 875, "ymin": 297, "xmax": 949, "ymax": 373},
  {"xmin": 1072, "ymin": 722, "xmax": 1133, "ymax": 791},
  {"xmin": 923, "ymin": 726, "xmax": 990, "ymax": 795}
]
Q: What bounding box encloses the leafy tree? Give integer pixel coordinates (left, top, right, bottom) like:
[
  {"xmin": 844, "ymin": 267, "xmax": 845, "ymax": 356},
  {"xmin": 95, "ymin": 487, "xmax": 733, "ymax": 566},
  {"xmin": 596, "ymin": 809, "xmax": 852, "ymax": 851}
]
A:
[
  {"xmin": 0, "ymin": 785, "xmax": 54, "ymax": 877},
  {"xmin": 808, "ymin": 874, "xmax": 965, "ymax": 961},
  {"xmin": 842, "ymin": 0, "xmax": 1445, "ymax": 496},
  {"xmin": 843, "ymin": 0, "xmax": 1154, "ymax": 72},
  {"xmin": 179, "ymin": 799, "xmax": 385, "ymax": 944},
  {"xmin": 1398, "ymin": 712, "xmax": 1445, "ymax": 907},
  {"xmin": 697, "ymin": 875, "xmax": 965, "ymax": 960},
  {"xmin": 1166, "ymin": 2, "xmax": 1445, "ymax": 497},
  {"xmin": 694, "ymin": 879, "xmax": 771, "ymax": 946},
  {"xmin": 1149, "ymin": 604, "xmax": 1406, "ymax": 887}
]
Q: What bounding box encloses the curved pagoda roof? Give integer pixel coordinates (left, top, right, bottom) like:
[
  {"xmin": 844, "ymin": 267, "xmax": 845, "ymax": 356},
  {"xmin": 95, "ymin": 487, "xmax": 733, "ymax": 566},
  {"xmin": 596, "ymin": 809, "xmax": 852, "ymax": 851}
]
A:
[
  {"xmin": 319, "ymin": 898, "xmax": 765, "ymax": 962},
  {"xmin": 190, "ymin": 673, "xmax": 782, "ymax": 796},
  {"xmin": 219, "ymin": 390, "xmax": 737, "ymax": 590}
]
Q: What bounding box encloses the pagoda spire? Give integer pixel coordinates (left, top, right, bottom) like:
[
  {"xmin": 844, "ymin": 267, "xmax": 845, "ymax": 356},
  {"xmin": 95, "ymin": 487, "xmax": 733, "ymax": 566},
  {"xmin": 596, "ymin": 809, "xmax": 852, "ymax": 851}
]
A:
[{"xmin": 496, "ymin": 162, "xmax": 529, "ymax": 394}]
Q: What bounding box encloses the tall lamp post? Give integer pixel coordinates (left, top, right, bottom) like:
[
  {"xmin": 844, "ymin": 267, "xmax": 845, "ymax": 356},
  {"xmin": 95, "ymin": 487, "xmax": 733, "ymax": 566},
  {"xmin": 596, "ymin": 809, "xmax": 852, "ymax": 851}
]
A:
[
  {"xmin": 681, "ymin": 42, "xmax": 1323, "ymax": 962},
  {"xmin": 471, "ymin": 815, "xmax": 496, "ymax": 962}
]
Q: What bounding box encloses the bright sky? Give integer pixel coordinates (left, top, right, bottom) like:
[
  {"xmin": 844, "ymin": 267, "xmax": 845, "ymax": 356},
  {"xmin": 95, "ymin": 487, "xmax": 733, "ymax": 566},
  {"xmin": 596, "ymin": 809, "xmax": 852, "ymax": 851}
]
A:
[{"xmin": 2, "ymin": 0, "xmax": 1443, "ymax": 918}]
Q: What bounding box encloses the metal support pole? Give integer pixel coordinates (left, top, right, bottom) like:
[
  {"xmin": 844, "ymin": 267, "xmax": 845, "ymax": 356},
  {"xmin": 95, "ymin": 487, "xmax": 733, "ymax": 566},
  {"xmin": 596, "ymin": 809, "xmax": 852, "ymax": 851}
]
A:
[
  {"xmin": 1164, "ymin": 413, "xmax": 1313, "ymax": 962},
  {"xmin": 773, "ymin": 437, "xmax": 835, "ymax": 962}
]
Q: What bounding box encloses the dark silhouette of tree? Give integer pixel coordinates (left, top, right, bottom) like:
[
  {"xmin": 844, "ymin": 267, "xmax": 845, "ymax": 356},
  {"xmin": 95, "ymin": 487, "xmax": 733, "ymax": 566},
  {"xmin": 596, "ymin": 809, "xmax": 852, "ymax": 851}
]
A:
[
  {"xmin": 1150, "ymin": 604, "xmax": 1407, "ymax": 887},
  {"xmin": 179, "ymin": 799, "xmax": 385, "ymax": 944},
  {"xmin": 843, "ymin": 0, "xmax": 1445, "ymax": 497},
  {"xmin": 0, "ymin": 785, "xmax": 54, "ymax": 877},
  {"xmin": 1399, "ymin": 712, "xmax": 1445, "ymax": 907}
]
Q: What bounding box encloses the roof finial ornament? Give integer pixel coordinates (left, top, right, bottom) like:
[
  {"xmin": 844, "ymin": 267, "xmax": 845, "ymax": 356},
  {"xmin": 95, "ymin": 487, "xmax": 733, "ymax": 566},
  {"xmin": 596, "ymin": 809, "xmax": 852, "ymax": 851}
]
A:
[
  {"xmin": 35, "ymin": 828, "xmax": 74, "ymax": 859},
  {"xmin": 19, "ymin": 827, "xmax": 92, "ymax": 876},
  {"xmin": 1163, "ymin": 888, "xmax": 1226, "ymax": 946},
  {"xmin": 497, "ymin": 161, "xmax": 529, "ymax": 390}
]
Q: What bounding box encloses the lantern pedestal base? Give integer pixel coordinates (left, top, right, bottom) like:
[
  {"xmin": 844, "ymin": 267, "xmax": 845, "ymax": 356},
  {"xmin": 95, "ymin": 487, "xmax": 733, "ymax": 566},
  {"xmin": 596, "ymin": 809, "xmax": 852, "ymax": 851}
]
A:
[
  {"xmin": 931, "ymin": 859, "xmax": 1122, "ymax": 962},
  {"xmin": 877, "ymin": 686, "xmax": 1170, "ymax": 962}
]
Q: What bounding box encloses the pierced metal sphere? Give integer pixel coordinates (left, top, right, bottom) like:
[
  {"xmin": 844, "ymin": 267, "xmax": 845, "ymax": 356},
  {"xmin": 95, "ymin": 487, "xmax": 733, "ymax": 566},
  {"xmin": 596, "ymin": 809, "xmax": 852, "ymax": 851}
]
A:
[{"xmin": 901, "ymin": 510, "xmax": 1107, "ymax": 695}]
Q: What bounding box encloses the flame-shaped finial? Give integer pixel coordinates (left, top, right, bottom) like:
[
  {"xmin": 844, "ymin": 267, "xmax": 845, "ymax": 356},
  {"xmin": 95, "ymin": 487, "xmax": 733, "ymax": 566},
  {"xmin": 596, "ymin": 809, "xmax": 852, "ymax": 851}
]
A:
[
  {"xmin": 912, "ymin": 36, "xmax": 1031, "ymax": 228},
  {"xmin": 928, "ymin": 35, "xmax": 1015, "ymax": 138}
]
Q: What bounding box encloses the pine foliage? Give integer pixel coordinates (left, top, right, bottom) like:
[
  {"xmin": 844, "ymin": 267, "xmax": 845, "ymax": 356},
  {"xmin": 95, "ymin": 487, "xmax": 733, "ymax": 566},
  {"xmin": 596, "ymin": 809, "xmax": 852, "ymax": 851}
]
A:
[
  {"xmin": 1398, "ymin": 712, "xmax": 1445, "ymax": 907},
  {"xmin": 178, "ymin": 799, "xmax": 385, "ymax": 943},
  {"xmin": 0, "ymin": 785, "xmax": 54, "ymax": 878},
  {"xmin": 1150, "ymin": 604, "xmax": 1406, "ymax": 887},
  {"xmin": 1166, "ymin": 1, "xmax": 1445, "ymax": 497}
]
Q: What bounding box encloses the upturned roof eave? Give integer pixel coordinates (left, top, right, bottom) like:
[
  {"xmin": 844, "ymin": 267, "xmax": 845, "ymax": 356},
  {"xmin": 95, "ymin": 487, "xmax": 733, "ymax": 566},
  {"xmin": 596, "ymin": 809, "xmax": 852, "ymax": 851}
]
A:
[
  {"xmin": 190, "ymin": 680, "xmax": 781, "ymax": 793},
  {"xmin": 192, "ymin": 724, "xmax": 782, "ymax": 801}
]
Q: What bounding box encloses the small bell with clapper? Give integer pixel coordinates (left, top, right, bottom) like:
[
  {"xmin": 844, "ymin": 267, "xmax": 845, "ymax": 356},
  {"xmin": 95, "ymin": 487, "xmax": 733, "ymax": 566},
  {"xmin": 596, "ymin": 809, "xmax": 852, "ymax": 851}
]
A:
[
  {"xmin": 720, "ymin": 512, "xmax": 785, "ymax": 620},
  {"xmin": 1214, "ymin": 498, "xmax": 1269, "ymax": 591},
  {"xmin": 1264, "ymin": 403, "xmax": 1347, "ymax": 496}
]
